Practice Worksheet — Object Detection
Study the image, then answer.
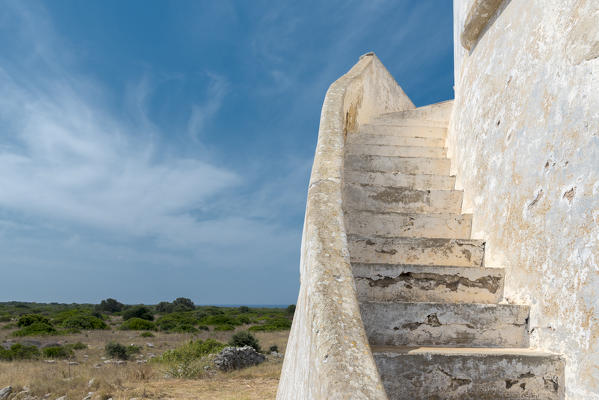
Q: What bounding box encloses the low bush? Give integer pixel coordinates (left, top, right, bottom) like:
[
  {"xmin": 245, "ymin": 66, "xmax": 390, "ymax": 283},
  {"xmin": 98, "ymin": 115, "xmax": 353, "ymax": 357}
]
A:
[
  {"xmin": 269, "ymin": 345, "xmax": 279, "ymax": 353},
  {"xmin": 65, "ymin": 342, "xmax": 87, "ymax": 351},
  {"xmin": 156, "ymin": 339, "xmax": 225, "ymax": 364},
  {"xmin": 122, "ymin": 306, "xmax": 154, "ymax": 321},
  {"xmin": 0, "ymin": 315, "xmax": 11, "ymax": 322},
  {"xmin": 17, "ymin": 314, "xmax": 51, "ymax": 327},
  {"xmin": 0, "ymin": 343, "xmax": 41, "ymax": 360},
  {"xmin": 200, "ymin": 314, "xmax": 241, "ymax": 326},
  {"xmin": 140, "ymin": 331, "xmax": 154, "ymax": 338},
  {"xmin": 249, "ymin": 316, "xmax": 292, "ymax": 332},
  {"xmin": 120, "ymin": 317, "xmax": 155, "ymax": 331},
  {"xmin": 13, "ymin": 321, "xmax": 57, "ymax": 336},
  {"xmin": 62, "ymin": 314, "xmax": 108, "ymax": 330},
  {"xmin": 155, "ymin": 312, "xmax": 197, "ymax": 332},
  {"xmin": 229, "ymin": 331, "xmax": 261, "ymax": 352},
  {"xmin": 286, "ymin": 304, "xmax": 296, "ymax": 315},
  {"xmin": 42, "ymin": 345, "xmax": 73, "ymax": 359},
  {"xmin": 105, "ymin": 342, "xmax": 128, "ymax": 360}
]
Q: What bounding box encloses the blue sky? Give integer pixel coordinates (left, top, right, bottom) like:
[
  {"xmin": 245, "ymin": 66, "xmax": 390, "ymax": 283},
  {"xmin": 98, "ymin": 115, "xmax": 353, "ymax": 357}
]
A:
[{"xmin": 0, "ymin": 0, "xmax": 454, "ymax": 305}]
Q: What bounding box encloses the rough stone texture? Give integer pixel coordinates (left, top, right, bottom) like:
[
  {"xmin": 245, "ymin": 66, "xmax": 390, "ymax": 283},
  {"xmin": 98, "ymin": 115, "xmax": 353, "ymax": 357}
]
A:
[
  {"xmin": 0, "ymin": 387, "xmax": 12, "ymax": 400},
  {"xmin": 373, "ymin": 346, "xmax": 565, "ymax": 400},
  {"xmin": 352, "ymin": 263, "xmax": 505, "ymax": 304},
  {"xmin": 349, "ymin": 235, "xmax": 485, "ymax": 267},
  {"xmin": 451, "ymin": 1, "xmax": 599, "ymax": 398},
  {"xmin": 345, "ymin": 210, "xmax": 472, "ymax": 239},
  {"xmin": 276, "ymin": 53, "xmax": 414, "ymax": 400},
  {"xmin": 213, "ymin": 346, "xmax": 265, "ymax": 371},
  {"xmin": 360, "ymin": 301, "xmax": 529, "ymax": 348}
]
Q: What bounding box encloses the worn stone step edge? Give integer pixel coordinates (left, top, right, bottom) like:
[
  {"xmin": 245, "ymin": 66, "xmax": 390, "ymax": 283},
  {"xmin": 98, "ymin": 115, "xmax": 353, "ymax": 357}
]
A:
[
  {"xmin": 347, "ymin": 134, "xmax": 446, "ymax": 147},
  {"xmin": 343, "ymin": 183, "xmax": 463, "ymax": 214},
  {"xmin": 352, "ymin": 263, "xmax": 504, "ymax": 304},
  {"xmin": 348, "ymin": 235, "xmax": 486, "ymax": 268},
  {"xmin": 360, "ymin": 301, "xmax": 530, "ymax": 348},
  {"xmin": 344, "ymin": 210, "xmax": 472, "ymax": 239},
  {"xmin": 372, "ymin": 346, "xmax": 565, "ymax": 400},
  {"xmin": 345, "ymin": 143, "xmax": 447, "ymax": 158},
  {"xmin": 343, "ymin": 170, "xmax": 456, "ymax": 191}
]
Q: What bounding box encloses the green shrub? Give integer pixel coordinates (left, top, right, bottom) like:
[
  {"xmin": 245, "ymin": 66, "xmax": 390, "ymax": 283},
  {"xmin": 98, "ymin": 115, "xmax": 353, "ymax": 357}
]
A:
[
  {"xmin": 17, "ymin": 314, "xmax": 50, "ymax": 327},
  {"xmin": 62, "ymin": 314, "xmax": 108, "ymax": 330},
  {"xmin": 172, "ymin": 297, "xmax": 195, "ymax": 312},
  {"xmin": 200, "ymin": 314, "xmax": 241, "ymax": 326},
  {"xmin": 122, "ymin": 306, "xmax": 154, "ymax": 321},
  {"xmin": 0, "ymin": 343, "xmax": 41, "ymax": 360},
  {"xmin": 96, "ymin": 298, "xmax": 124, "ymax": 313},
  {"xmin": 197, "ymin": 325, "xmax": 209, "ymax": 331},
  {"xmin": 43, "ymin": 345, "xmax": 73, "ymax": 359},
  {"xmin": 155, "ymin": 312, "xmax": 197, "ymax": 332},
  {"xmin": 269, "ymin": 345, "xmax": 279, "ymax": 353},
  {"xmin": 13, "ymin": 321, "xmax": 57, "ymax": 336},
  {"xmin": 140, "ymin": 331, "xmax": 154, "ymax": 338},
  {"xmin": 238, "ymin": 306, "xmax": 250, "ymax": 313},
  {"xmin": 156, "ymin": 301, "xmax": 174, "ymax": 313},
  {"xmin": 229, "ymin": 331, "xmax": 261, "ymax": 352},
  {"xmin": 249, "ymin": 316, "xmax": 292, "ymax": 332},
  {"xmin": 120, "ymin": 317, "xmax": 155, "ymax": 331},
  {"xmin": 156, "ymin": 339, "xmax": 225, "ymax": 363},
  {"xmin": 105, "ymin": 342, "xmax": 128, "ymax": 360},
  {"xmin": 286, "ymin": 304, "xmax": 296, "ymax": 315},
  {"xmin": 126, "ymin": 344, "xmax": 141, "ymax": 356},
  {"xmin": 1, "ymin": 323, "xmax": 16, "ymax": 330},
  {"xmin": 0, "ymin": 315, "xmax": 11, "ymax": 322},
  {"xmin": 65, "ymin": 342, "xmax": 87, "ymax": 351}
]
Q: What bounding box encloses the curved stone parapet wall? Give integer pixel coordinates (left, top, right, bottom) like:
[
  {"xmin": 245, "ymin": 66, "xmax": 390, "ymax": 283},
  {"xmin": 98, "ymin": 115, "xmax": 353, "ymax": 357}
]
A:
[
  {"xmin": 450, "ymin": 1, "xmax": 599, "ymax": 398},
  {"xmin": 276, "ymin": 54, "xmax": 413, "ymax": 400}
]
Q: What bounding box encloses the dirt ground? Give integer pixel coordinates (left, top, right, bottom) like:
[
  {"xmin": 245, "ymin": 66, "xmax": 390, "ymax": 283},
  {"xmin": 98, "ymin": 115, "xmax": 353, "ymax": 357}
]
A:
[{"xmin": 0, "ymin": 322, "xmax": 288, "ymax": 400}]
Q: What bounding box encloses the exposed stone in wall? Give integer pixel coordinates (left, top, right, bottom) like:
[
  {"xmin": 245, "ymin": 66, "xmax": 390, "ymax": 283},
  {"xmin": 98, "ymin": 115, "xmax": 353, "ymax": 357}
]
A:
[{"xmin": 450, "ymin": 1, "xmax": 599, "ymax": 398}]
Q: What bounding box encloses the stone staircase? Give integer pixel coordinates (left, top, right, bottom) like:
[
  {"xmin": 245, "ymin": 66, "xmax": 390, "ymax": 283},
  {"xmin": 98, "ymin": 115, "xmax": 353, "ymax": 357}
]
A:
[{"xmin": 343, "ymin": 101, "xmax": 565, "ymax": 399}]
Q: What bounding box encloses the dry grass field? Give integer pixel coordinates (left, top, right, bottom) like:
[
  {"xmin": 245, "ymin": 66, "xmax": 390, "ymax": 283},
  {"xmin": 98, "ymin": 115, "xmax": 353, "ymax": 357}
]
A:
[{"xmin": 0, "ymin": 320, "xmax": 288, "ymax": 400}]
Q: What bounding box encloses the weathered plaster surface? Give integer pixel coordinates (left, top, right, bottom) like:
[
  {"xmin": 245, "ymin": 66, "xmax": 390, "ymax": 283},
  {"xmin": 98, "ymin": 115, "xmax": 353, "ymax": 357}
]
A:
[
  {"xmin": 276, "ymin": 54, "xmax": 413, "ymax": 400},
  {"xmin": 450, "ymin": 1, "xmax": 599, "ymax": 398}
]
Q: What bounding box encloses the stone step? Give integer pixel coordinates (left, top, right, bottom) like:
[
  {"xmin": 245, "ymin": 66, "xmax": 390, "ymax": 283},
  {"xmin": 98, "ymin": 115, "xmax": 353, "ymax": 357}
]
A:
[
  {"xmin": 345, "ymin": 154, "xmax": 451, "ymax": 176},
  {"xmin": 345, "ymin": 143, "xmax": 446, "ymax": 158},
  {"xmin": 352, "ymin": 263, "xmax": 504, "ymax": 304},
  {"xmin": 348, "ymin": 235, "xmax": 485, "ymax": 267},
  {"xmin": 375, "ymin": 100, "xmax": 453, "ymax": 123},
  {"xmin": 362, "ymin": 124, "xmax": 447, "ymax": 138},
  {"xmin": 343, "ymin": 184, "xmax": 463, "ymax": 214},
  {"xmin": 360, "ymin": 302, "xmax": 529, "ymax": 348},
  {"xmin": 344, "ymin": 170, "xmax": 456, "ymax": 191},
  {"xmin": 347, "ymin": 133, "xmax": 445, "ymax": 147},
  {"xmin": 345, "ymin": 210, "xmax": 472, "ymax": 239},
  {"xmin": 372, "ymin": 346, "xmax": 565, "ymax": 400},
  {"xmin": 369, "ymin": 117, "xmax": 449, "ymax": 128}
]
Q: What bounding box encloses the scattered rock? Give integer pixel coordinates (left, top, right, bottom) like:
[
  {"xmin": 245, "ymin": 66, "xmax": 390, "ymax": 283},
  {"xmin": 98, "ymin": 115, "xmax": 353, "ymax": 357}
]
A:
[
  {"xmin": 67, "ymin": 361, "xmax": 79, "ymax": 366},
  {"xmin": 55, "ymin": 396, "xmax": 67, "ymax": 400},
  {"xmin": 213, "ymin": 346, "xmax": 266, "ymax": 371},
  {"xmin": 82, "ymin": 392, "xmax": 93, "ymax": 400},
  {"xmin": 115, "ymin": 360, "xmax": 126, "ymax": 366},
  {"xmin": 44, "ymin": 360, "xmax": 56, "ymax": 364},
  {"xmin": 146, "ymin": 343, "xmax": 154, "ymax": 348},
  {"xmin": 103, "ymin": 360, "xmax": 113, "ymax": 364},
  {"xmin": 0, "ymin": 387, "xmax": 12, "ymax": 400},
  {"xmin": 87, "ymin": 378, "xmax": 95, "ymax": 388},
  {"xmin": 93, "ymin": 364, "xmax": 102, "ymax": 369},
  {"xmin": 42, "ymin": 342, "xmax": 61, "ymax": 349}
]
